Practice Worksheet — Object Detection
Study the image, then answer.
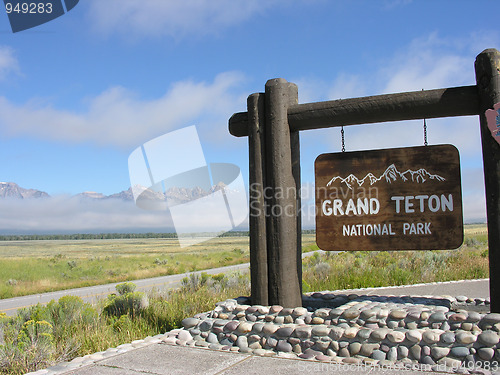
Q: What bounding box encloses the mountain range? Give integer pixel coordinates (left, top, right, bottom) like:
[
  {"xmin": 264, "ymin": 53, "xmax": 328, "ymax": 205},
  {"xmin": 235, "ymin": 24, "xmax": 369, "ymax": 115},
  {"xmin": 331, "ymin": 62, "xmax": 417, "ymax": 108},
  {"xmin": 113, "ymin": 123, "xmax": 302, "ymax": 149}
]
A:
[
  {"xmin": 0, "ymin": 182, "xmax": 50, "ymax": 199},
  {"xmin": 0, "ymin": 182, "xmax": 224, "ymax": 205},
  {"xmin": 326, "ymin": 164, "xmax": 445, "ymax": 190}
]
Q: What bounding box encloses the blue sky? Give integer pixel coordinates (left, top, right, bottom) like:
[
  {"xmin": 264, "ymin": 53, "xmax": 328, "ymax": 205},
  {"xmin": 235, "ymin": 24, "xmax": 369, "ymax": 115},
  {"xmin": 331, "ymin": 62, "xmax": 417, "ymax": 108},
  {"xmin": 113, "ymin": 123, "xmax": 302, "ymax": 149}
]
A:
[{"xmin": 0, "ymin": 0, "xmax": 499, "ymax": 233}]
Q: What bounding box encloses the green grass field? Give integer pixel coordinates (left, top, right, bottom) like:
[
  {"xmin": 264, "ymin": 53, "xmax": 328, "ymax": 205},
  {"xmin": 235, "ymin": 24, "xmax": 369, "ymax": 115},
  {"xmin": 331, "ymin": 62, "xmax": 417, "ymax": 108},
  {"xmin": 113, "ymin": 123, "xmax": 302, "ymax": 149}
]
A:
[
  {"xmin": 0, "ymin": 234, "xmax": 318, "ymax": 299},
  {"xmin": 0, "ymin": 227, "xmax": 491, "ymax": 374},
  {"xmin": 0, "ymin": 227, "xmax": 488, "ymax": 299},
  {"xmin": 303, "ymin": 224, "xmax": 489, "ymax": 292}
]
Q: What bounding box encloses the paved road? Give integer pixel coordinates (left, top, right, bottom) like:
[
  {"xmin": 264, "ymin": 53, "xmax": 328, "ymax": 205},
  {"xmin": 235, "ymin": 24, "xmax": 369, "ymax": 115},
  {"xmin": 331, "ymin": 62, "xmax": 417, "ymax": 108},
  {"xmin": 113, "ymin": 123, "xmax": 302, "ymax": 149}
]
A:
[
  {"xmin": 0, "ymin": 250, "xmax": 327, "ymax": 316},
  {"xmin": 0, "ymin": 263, "xmax": 249, "ymax": 316}
]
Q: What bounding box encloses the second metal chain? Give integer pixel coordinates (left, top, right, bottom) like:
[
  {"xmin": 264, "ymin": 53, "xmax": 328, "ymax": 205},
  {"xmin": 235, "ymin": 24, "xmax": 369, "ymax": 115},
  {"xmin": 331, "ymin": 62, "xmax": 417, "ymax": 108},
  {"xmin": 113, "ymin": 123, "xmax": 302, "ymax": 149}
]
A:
[
  {"xmin": 341, "ymin": 126, "xmax": 345, "ymax": 152},
  {"xmin": 423, "ymin": 118, "xmax": 428, "ymax": 146},
  {"xmin": 422, "ymin": 89, "xmax": 428, "ymax": 146}
]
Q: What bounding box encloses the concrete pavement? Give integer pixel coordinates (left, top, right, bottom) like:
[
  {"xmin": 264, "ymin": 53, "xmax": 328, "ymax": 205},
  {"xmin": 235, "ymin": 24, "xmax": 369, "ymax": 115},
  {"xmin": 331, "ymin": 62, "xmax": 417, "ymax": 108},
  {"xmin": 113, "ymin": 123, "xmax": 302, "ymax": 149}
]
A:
[
  {"xmin": 62, "ymin": 342, "xmax": 439, "ymax": 375},
  {"xmin": 45, "ymin": 279, "xmax": 491, "ymax": 375}
]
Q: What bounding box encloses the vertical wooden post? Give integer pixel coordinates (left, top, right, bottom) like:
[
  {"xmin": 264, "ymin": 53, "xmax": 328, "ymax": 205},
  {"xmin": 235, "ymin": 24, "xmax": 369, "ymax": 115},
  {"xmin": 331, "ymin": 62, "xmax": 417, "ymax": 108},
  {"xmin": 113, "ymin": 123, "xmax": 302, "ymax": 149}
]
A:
[
  {"xmin": 248, "ymin": 93, "xmax": 268, "ymax": 305},
  {"xmin": 265, "ymin": 78, "xmax": 302, "ymax": 307},
  {"xmin": 289, "ymin": 84, "xmax": 303, "ymax": 295},
  {"xmin": 475, "ymin": 48, "xmax": 500, "ymax": 313}
]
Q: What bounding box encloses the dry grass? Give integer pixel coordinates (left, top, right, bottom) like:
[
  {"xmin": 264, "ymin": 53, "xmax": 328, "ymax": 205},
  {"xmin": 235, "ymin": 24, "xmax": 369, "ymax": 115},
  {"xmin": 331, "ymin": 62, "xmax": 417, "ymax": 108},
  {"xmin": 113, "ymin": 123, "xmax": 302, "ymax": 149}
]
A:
[
  {"xmin": 0, "ymin": 226, "xmax": 486, "ymax": 299},
  {"xmin": 0, "ymin": 237, "xmax": 247, "ymax": 258},
  {"xmin": 0, "ymin": 236, "xmax": 251, "ymax": 299},
  {"xmin": 0, "ymin": 234, "xmax": 317, "ymax": 299},
  {"xmin": 302, "ymin": 224, "xmax": 489, "ymax": 292}
]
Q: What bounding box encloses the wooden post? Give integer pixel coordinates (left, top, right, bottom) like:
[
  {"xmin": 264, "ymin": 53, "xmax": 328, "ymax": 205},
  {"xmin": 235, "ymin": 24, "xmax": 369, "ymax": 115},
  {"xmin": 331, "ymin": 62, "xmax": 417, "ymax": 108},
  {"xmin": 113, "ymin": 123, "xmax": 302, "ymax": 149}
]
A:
[
  {"xmin": 289, "ymin": 84, "xmax": 303, "ymax": 295},
  {"xmin": 247, "ymin": 93, "xmax": 268, "ymax": 305},
  {"xmin": 475, "ymin": 48, "xmax": 500, "ymax": 313},
  {"xmin": 265, "ymin": 78, "xmax": 302, "ymax": 307}
]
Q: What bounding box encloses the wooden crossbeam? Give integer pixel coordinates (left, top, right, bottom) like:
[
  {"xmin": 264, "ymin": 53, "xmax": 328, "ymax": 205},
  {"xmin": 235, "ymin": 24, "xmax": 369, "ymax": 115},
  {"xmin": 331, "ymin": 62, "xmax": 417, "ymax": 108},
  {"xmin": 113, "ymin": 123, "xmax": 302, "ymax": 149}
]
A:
[{"xmin": 229, "ymin": 85, "xmax": 480, "ymax": 137}]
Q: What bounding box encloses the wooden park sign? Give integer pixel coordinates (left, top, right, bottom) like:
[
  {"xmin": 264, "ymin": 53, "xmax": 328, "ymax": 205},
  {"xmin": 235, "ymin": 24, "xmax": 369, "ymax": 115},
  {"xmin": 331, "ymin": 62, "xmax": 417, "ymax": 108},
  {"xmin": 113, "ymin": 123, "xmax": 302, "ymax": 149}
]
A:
[
  {"xmin": 229, "ymin": 49, "xmax": 500, "ymax": 311},
  {"xmin": 315, "ymin": 145, "xmax": 463, "ymax": 251}
]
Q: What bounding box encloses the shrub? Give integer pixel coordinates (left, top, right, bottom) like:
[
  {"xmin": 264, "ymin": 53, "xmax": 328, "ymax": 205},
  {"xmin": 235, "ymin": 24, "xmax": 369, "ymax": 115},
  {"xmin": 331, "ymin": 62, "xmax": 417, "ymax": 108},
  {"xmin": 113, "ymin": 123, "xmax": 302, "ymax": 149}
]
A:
[
  {"xmin": 46, "ymin": 296, "xmax": 98, "ymax": 339},
  {"xmin": 302, "ymin": 279, "xmax": 311, "ymax": 293},
  {"xmin": 0, "ymin": 318, "xmax": 56, "ymax": 374},
  {"xmin": 211, "ymin": 273, "xmax": 224, "ymax": 282},
  {"xmin": 115, "ymin": 282, "xmax": 137, "ymax": 296},
  {"xmin": 181, "ymin": 272, "xmax": 211, "ymax": 291},
  {"xmin": 17, "ymin": 320, "xmax": 54, "ymax": 350},
  {"xmin": 47, "ymin": 296, "xmax": 84, "ymax": 324},
  {"xmin": 112, "ymin": 314, "xmax": 134, "ymax": 333},
  {"xmin": 104, "ymin": 284, "xmax": 149, "ymax": 318},
  {"xmin": 314, "ymin": 262, "xmax": 331, "ymax": 278},
  {"xmin": 154, "ymin": 258, "xmax": 168, "ymax": 265},
  {"xmin": 465, "ymin": 237, "xmax": 480, "ymax": 247}
]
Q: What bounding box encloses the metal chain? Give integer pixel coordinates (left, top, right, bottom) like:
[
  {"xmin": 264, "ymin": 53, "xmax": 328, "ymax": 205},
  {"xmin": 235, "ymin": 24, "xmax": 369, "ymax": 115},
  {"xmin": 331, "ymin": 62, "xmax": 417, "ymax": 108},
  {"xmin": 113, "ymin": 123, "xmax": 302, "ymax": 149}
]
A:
[
  {"xmin": 422, "ymin": 89, "xmax": 428, "ymax": 146},
  {"xmin": 423, "ymin": 118, "xmax": 428, "ymax": 146},
  {"xmin": 341, "ymin": 126, "xmax": 345, "ymax": 152}
]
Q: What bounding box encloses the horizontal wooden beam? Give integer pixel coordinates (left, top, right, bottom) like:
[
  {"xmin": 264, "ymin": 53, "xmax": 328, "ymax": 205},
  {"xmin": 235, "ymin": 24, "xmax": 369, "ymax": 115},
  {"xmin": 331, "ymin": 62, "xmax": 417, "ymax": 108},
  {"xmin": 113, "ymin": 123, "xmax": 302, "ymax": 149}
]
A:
[{"xmin": 229, "ymin": 85, "xmax": 480, "ymax": 137}]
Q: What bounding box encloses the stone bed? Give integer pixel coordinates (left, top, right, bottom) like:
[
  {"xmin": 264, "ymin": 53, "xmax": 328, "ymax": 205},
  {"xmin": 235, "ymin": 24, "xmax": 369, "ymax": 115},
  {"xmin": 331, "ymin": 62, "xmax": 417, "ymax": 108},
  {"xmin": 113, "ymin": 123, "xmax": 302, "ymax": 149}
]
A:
[
  {"xmin": 171, "ymin": 292, "xmax": 499, "ymax": 373},
  {"xmin": 29, "ymin": 290, "xmax": 499, "ymax": 375}
]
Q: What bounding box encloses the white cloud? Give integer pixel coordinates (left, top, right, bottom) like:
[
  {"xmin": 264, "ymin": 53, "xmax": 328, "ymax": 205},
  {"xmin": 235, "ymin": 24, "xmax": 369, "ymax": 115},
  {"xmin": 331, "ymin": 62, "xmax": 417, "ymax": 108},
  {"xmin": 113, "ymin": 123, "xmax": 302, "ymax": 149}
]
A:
[
  {"xmin": 358, "ymin": 52, "xmax": 487, "ymax": 222},
  {"xmin": 0, "ymin": 46, "xmax": 20, "ymax": 81},
  {"xmin": 0, "ymin": 71, "xmax": 246, "ymax": 149},
  {"xmin": 461, "ymin": 167, "xmax": 487, "ymax": 223},
  {"xmin": 293, "ymin": 77, "xmax": 330, "ymax": 104},
  {"xmin": 344, "ymin": 116, "xmax": 482, "ymax": 158},
  {"xmin": 294, "ymin": 74, "xmax": 366, "ymax": 104},
  {"xmin": 335, "ymin": 32, "xmax": 496, "ymax": 163},
  {"xmin": 327, "ymin": 74, "xmax": 367, "ymax": 100},
  {"xmin": 336, "ymin": 33, "xmax": 488, "ymax": 158},
  {"xmin": 295, "ymin": 33, "xmax": 496, "ymax": 107},
  {"xmin": 0, "ymin": 194, "xmax": 252, "ymax": 235},
  {"xmin": 296, "ymin": 33, "xmax": 495, "ymax": 222},
  {"xmin": 382, "ymin": 0, "xmax": 413, "ymax": 10},
  {"xmin": 318, "ymin": 32, "xmax": 494, "ymax": 154},
  {"xmin": 87, "ymin": 0, "xmax": 281, "ymax": 39},
  {"xmin": 0, "ymin": 197, "xmax": 175, "ymax": 233},
  {"xmin": 381, "ymin": 34, "xmax": 472, "ymax": 93}
]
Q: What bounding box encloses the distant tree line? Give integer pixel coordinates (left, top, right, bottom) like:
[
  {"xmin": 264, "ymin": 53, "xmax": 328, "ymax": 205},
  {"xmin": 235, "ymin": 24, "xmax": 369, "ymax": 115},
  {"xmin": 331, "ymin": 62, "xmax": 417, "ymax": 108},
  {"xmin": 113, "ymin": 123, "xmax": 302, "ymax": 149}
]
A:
[
  {"xmin": 0, "ymin": 232, "xmax": 178, "ymax": 241},
  {"xmin": 0, "ymin": 229, "xmax": 315, "ymax": 241}
]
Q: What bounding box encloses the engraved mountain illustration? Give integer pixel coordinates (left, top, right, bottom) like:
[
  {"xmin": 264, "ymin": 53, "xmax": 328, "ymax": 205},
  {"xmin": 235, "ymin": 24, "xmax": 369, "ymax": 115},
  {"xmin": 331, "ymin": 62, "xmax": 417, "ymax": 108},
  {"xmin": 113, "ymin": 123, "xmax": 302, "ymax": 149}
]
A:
[{"xmin": 326, "ymin": 164, "xmax": 445, "ymax": 190}]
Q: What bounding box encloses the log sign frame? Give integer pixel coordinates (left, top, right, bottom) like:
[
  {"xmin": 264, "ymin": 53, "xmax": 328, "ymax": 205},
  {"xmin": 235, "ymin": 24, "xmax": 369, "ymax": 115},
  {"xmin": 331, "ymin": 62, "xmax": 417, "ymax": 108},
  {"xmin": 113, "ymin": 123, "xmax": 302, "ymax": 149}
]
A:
[{"xmin": 315, "ymin": 144, "xmax": 463, "ymax": 251}]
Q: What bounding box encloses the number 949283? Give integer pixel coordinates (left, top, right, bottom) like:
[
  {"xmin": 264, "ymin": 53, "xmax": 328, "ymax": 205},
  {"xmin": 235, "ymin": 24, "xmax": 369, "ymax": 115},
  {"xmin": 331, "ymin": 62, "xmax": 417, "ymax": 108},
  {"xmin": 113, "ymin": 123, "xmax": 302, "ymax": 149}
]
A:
[{"xmin": 5, "ymin": 2, "xmax": 53, "ymax": 14}]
